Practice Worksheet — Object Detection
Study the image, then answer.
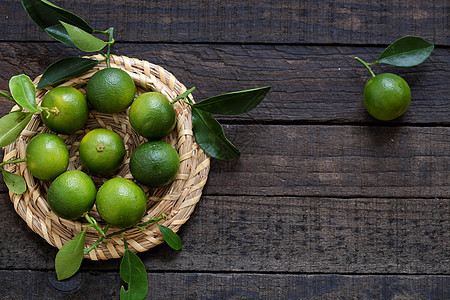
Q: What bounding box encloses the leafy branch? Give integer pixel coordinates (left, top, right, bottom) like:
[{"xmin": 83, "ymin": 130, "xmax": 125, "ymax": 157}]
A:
[
  {"xmin": 0, "ymin": 0, "xmax": 120, "ymax": 195},
  {"xmin": 22, "ymin": 0, "xmax": 116, "ymax": 89},
  {"xmin": 355, "ymin": 36, "xmax": 434, "ymax": 77},
  {"xmin": 54, "ymin": 212, "xmax": 181, "ymax": 299},
  {"xmin": 174, "ymin": 86, "xmax": 271, "ymax": 160},
  {"xmin": 0, "ymin": 158, "xmax": 27, "ymax": 194}
]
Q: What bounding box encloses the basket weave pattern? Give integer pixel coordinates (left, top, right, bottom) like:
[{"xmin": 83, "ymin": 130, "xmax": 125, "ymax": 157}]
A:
[{"xmin": 2, "ymin": 55, "xmax": 210, "ymax": 260}]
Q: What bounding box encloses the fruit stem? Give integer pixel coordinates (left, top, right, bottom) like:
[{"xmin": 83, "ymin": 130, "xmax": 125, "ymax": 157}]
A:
[
  {"xmin": 354, "ymin": 57, "xmax": 376, "ymax": 78},
  {"xmin": 122, "ymin": 234, "xmax": 129, "ymax": 251},
  {"xmin": 49, "ymin": 107, "xmax": 60, "ymax": 116},
  {"xmin": 104, "ymin": 214, "xmax": 166, "ymax": 239},
  {"xmin": 105, "ymin": 27, "xmax": 114, "ymax": 68},
  {"xmin": 39, "ymin": 106, "xmax": 60, "ymax": 118},
  {"xmin": 0, "ymin": 158, "xmax": 26, "ymax": 168},
  {"xmin": 82, "ymin": 214, "xmax": 166, "ymax": 255},
  {"xmin": 38, "ymin": 106, "xmax": 51, "ymax": 118},
  {"xmin": 83, "ymin": 224, "xmax": 110, "ymax": 255},
  {"xmin": 171, "ymin": 87, "xmax": 196, "ymax": 105},
  {"xmin": 84, "ymin": 214, "xmax": 106, "ymax": 237},
  {"xmin": 96, "ymin": 143, "xmax": 105, "ymax": 152}
]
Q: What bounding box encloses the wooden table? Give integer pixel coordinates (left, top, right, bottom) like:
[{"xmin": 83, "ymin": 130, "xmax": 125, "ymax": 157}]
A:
[{"xmin": 0, "ymin": 1, "xmax": 448, "ymax": 299}]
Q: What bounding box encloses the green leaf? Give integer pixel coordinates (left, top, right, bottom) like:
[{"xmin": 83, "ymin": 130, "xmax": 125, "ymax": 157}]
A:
[
  {"xmin": 193, "ymin": 86, "xmax": 271, "ymax": 115},
  {"xmin": 376, "ymin": 36, "xmax": 434, "ymax": 67},
  {"xmin": 2, "ymin": 170, "xmax": 27, "ymax": 194},
  {"xmin": 60, "ymin": 21, "xmax": 107, "ymax": 52},
  {"xmin": 192, "ymin": 107, "xmax": 240, "ymax": 160},
  {"xmin": 55, "ymin": 228, "xmax": 87, "ymax": 280},
  {"xmin": 9, "ymin": 75, "xmax": 37, "ymax": 113},
  {"xmin": 157, "ymin": 224, "xmax": 182, "ymax": 250},
  {"xmin": 44, "ymin": 24, "xmax": 76, "ymax": 48},
  {"xmin": 120, "ymin": 242, "xmax": 148, "ymax": 300},
  {"xmin": 0, "ymin": 112, "xmax": 33, "ymax": 148},
  {"xmin": 37, "ymin": 57, "xmax": 99, "ymax": 89},
  {"xmin": 21, "ymin": 0, "xmax": 93, "ymax": 46}
]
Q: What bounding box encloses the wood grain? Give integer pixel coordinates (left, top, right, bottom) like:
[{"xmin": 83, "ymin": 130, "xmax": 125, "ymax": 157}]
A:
[
  {"xmin": 0, "ymin": 0, "xmax": 448, "ymax": 45},
  {"xmin": 205, "ymin": 125, "xmax": 449, "ymax": 198},
  {"xmin": 0, "ymin": 43, "xmax": 448, "ymax": 124},
  {"xmin": 1, "ymin": 124, "xmax": 448, "ymax": 197},
  {"xmin": 1, "ymin": 192, "xmax": 448, "ymax": 274},
  {"xmin": 1, "ymin": 125, "xmax": 448, "ymax": 197},
  {"xmin": 0, "ymin": 270, "xmax": 448, "ymax": 299},
  {"xmin": 1, "ymin": 0, "xmax": 448, "ymax": 297}
]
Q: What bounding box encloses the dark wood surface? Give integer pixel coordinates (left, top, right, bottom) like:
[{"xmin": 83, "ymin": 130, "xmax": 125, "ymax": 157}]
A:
[{"xmin": 0, "ymin": 0, "xmax": 448, "ymax": 299}]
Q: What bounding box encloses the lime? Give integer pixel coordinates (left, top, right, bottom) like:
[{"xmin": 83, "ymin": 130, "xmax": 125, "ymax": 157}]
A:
[
  {"xmin": 129, "ymin": 141, "xmax": 179, "ymax": 188},
  {"xmin": 40, "ymin": 86, "xmax": 89, "ymax": 134},
  {"xmin": 96, "ymin": 178, "xmax": 147, "ymax": 228},
  {"xmin": 129, "ymin": 92, "xmax": 176, "ymax": 139},
  {"xmin": 47, "ymin": 170, "xmax": 96, "ymax": 220},
  {"xmin": 26, "ymin": 133, "xmax": 69, "ymax": 181},
  {"xmin": 363, "ymin": 73, "xmax": 411, "ymax": 121},
  {"xmin": 85, "ymin": 68, "xmax": 136, "ymax": 113},
  {"xmin": 79, "ymin": 128, "xmax": 125, "ymax": 176}
]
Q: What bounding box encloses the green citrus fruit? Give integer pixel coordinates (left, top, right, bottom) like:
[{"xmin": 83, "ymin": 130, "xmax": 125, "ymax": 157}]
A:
[
  {"xmin": 40, "ymin": 86, "xmax": 89, "ymax": 134},
  {"xmin": 129, "ymin": 141, "xmax": 180, "ymax": 188},
  {"xmin": 47, "ymin": 170, "xmax": 96, "ymax": 220},
  {"xmin": 129, "ymin": 92, "xmax": 176, "ymax": 139},
  {"xmin": 26, "ymin": 133, "xmax": 69, "ymax": 181},
  {"xmin": 96, "ymin": 178, "xmax": 147, "ymax": 228},
  {"xmin": 85, "ymin": 68, "xmax": 136, "ymax": 113},
  {"xmin": 363, "ymin": 73, "xmax": 411, "ymax": 121},
  {"xmin": 79, "ymin": 128, "xmax": 125, "ymax": 176}
]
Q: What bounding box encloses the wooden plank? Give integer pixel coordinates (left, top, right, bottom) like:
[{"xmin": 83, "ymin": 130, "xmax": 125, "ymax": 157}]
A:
[
  {"xmin": 0, "ymin": 0, "xmax": 448, "ymax": 45},
  {"xmin": 0, "ymin": 270, "xmax": 448, "ymax": 299},
  {"xmin": 1, "ymin": 193, "xmax": 448, "ymax": 274},
  {"xmin": 202, "ymin": 125, "xmax": 450, "ymax": 198},
  {"xmin": 143, "ymin": 196, "xmax": 450, "ymax": 274},
  {"xmin": 0, "ymin": 43, "xmax": 448, "ymax": 124},
  {"xmin": 1, "ymin": 124, "xmax": 449, "ymax": 197}
]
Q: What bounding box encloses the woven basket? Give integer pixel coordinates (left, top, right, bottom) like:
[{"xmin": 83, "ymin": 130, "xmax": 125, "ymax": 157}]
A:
[{"xmin": 2, "ymin": 54, "xmax": 210, "ymax": 260}]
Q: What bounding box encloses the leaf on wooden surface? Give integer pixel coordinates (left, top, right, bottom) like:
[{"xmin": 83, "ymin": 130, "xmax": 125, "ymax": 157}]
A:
[
  {"xmin": 120, "ymin": 238, "xmax": 148, "ymax": 300},
  {"xmin": 376, "ymin": 36, "xmax": 434, "ymax": 67},
  {"xmin": 0, "ymin": 112, "xmax": 33, "ymax": 148},
  {"xmin": 9, "ymin": 75, "xmax": 37, "ymax": 113},
  {"xmin": 192, "ymin": 107, "xmax": 240, "ymax": 160},
  {"xmin": 37, "ymin": 57, "xmax": 99, "ymax": 89},
  {"xmin": 157, "ymin": 224, "xmax": 182, "ymax": 250},
  {"xmin": 60, "ymin": 21, "xmax": 107, "ymax": 52},
  {"xmin": 193, "ymin": 86, "xmax": 271, "ymax": 115},
  {"xmin": 21, "ymin": 0, "xmax": 93, "ymax": 46},
  {"xmin": 1, "ymin": 170, "xmax": 27, "ymax": 194},
  {"xmin": 55, "ymin": 228, "xmax": 87, "ymax": 281}
]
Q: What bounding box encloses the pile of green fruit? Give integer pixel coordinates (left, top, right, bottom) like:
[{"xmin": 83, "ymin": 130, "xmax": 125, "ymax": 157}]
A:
[{"xmin": 27, "ymin": 68, "xmax": 181, "ymax": 227}]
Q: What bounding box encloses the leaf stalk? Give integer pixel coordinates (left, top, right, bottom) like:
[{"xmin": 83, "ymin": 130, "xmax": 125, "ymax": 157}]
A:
[
  {"xmin": 0, "ymin": 158, "xmax": 27, "ymax": 168},
  {"xmin": 105, "ymin": 27, "xmax": 114, "ymax": 68},
  {"xmin": 83, "ymin": 214, "xmax": 166, "ymax": 255},
  {"xmin": 0, "ymin": 91, "xmax": 15, "ymax": 102},
  {"xmin": 84, "ymin": 213, "xmax": 106, "ymax": 237},
  {"xmin": 355, "ymin": 57, "xmax": 376, "ymax": 78}
]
